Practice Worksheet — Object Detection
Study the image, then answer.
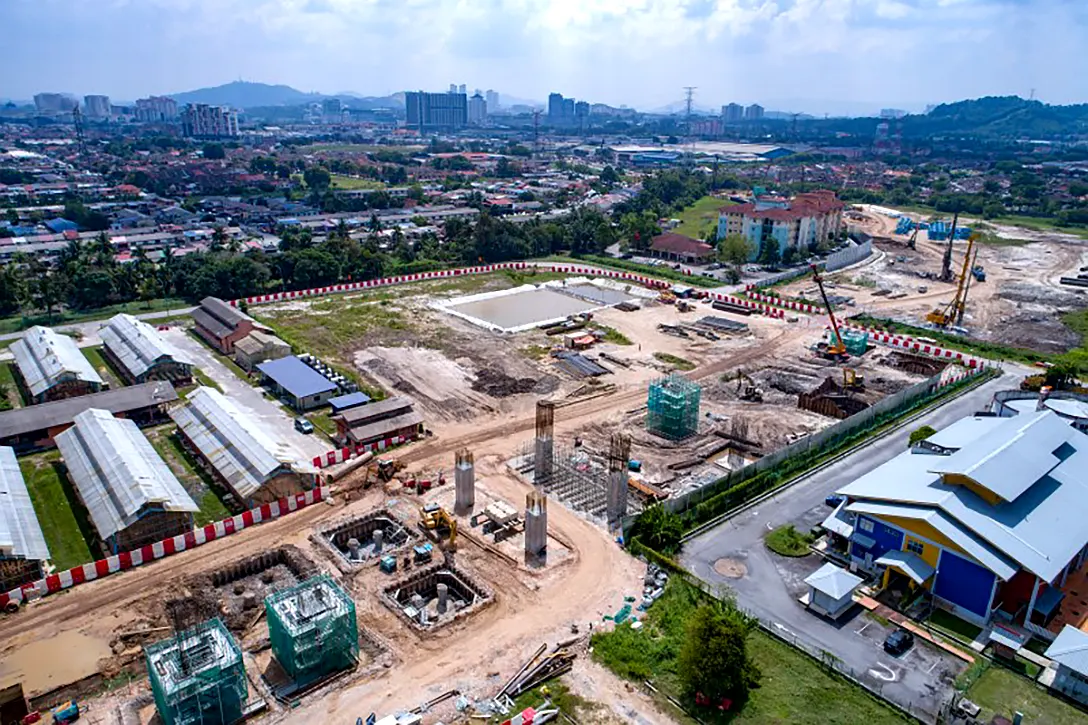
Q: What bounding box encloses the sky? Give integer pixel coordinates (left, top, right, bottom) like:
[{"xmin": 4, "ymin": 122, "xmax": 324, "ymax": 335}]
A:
[{"xmin": 3, "ymin": 0, "xmax": 1087, "ymax": 115}]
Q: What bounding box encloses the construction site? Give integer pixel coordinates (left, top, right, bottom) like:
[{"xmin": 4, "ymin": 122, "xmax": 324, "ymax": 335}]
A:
[{"xmin": 2, "ymin": 220, "xmax": 1085, "ymax": 724}]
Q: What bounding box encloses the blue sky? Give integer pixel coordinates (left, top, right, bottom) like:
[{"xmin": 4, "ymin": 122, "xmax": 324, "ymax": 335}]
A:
[{"xmin": 3, "ymin": 0, "xmax": 1086, "ymax": 115}]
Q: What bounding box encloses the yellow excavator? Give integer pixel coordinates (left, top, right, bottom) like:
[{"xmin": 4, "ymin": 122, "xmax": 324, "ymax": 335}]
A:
[
  {"xmin": 419, "ymin": 503, "xmax": 457, "ymax": 548},
  {"xmin": 926, "ymin": 233, "xmax": 979, "ymax": 328}
]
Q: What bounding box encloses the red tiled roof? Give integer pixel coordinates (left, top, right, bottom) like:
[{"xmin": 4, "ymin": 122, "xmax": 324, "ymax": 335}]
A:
[{"xmin": 650, "ymin": 233, "xmax": 714, "ymax": 257}]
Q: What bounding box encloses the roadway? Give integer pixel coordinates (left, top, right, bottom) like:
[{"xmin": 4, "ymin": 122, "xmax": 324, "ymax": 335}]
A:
[{"xmin": 679, "ymin": 367, "xmax": 1024, "ymax": 719}]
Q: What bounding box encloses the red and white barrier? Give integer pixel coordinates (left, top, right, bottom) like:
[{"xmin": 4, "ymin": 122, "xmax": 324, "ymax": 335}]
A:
[
  {"xmin": 502, "ymin": 708, "xmax": 538, "ymax": 725},
  {"xmin": 841, "ymin": 324, "xmax": 987, "ymax": 370},
  {"xmin": 311, "ymin": 434, "xmax": 413, "ymax": 469},
  {"xmin": 0, "ymin": 487, "xmax": 327, "ymax": 612},
  {"xmin": 744, "ymin": 289, "xmax": 818, "ymax": 315}
]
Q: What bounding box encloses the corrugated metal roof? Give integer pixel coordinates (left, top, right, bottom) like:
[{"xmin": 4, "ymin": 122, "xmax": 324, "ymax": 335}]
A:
[
  {"xmin": 170, "ymin": 387, "xmax": 307, "ymax": 500},
  {"xmin": 11, "ymin": 326, "xmax": 103, "ymax": 398},
  {"xmin": 839, "ymin": 411, "xmax": 1088, "ymax": 583},
  {"xmin": 804, "ymin": 563, "xmax": 861, "ymax": 599},
  {"xmin": 100, "ymin": 314, "xmax": 195, "ymax": 380},
  {"xmin": 0, "ymin": 446, "xmax": 49, "ymax": 561},
  {"xmin": 338, "ymin": 396, "xmax": 412, "ymax": 425},
  {"xmin": 0, "ymin": 382, "xmax": 177, "ymax": 439},
  {"xmin": 55, "ymin": 408, "xmax": 197, "ymax": 539},
  {"xmin": 190, "ymin": 307, "xmax": 233, "ymax": 339},
  {"xmin": 1046, "ymin": 625, "xmax": 1088, "ymax": 675},
  {"xmin": 929, "ymin": 412, "xmax": 1071, "ymax": 502},
  {"xmin": 820, "ymin": 500, "xmax": 854, "ymax": 539},
  {"xmin": 344, "ymin": 410, "xmax": 422, "ymax": 445},
  {"xmin": 875, "ymin": 550, "xmax": 935, "ymax": 584},
  {"xmin": 256, "ymin": 356, "xmax": 337, "ymax": 400},
  {"xmin": 329, "ymin": 392, "xmax": 371, "ymax": 413}
]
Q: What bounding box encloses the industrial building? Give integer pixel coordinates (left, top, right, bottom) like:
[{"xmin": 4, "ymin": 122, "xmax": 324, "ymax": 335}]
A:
[
  {"xmin": 265, "ymin": 575, "xmax": 359, "ymax": 687},
  {"xmin": 332, "ymin": 396, "xmax": 422, "ymax": 448},
  {"xmin": 233, "ymin": 330, "xmax": 291, "ymax": 372},
  {"xmin": 171, "ymin": 387, "xmax": 316, "ymax": 507},
  {"xmin": 56, "ymin": 408, "xmax": 198, "ymax": 554},
  {"xmin": 827, "ymin": 409, "xmax": 1088, "ymax": 629},
  {"xmin": 11, "ymin": 326, "xmax": 104, "ymax": 404},
  {"xmin": 100, "ymin": 314, "xmax": 195, "ymax": 385},
  {"xmin": 717, "ymin": 190, "xmax": 844, "ymax": 257},
  {"xmin": 0, "ymin": 446, "xmax": 50, "ymax": 592},
  {"xmin": 0, "ymin": 381, "xmax": 177, "ymax": 453},
  {"xmin": 191, "ymin": 297, "xmax": 257, "ymax": 354},
  {"xmin": 145, "ymin": 619, "xmax": 248, "ymax": 725},
  {"xmin": 256, "ymin": 356, "xmax": 338, "ymax": 412}
]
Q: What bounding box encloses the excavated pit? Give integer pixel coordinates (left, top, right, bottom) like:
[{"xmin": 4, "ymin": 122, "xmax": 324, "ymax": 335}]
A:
[
  {"xmin": 313, "ymin": 510, "xmax": 418, "ymax": 570},
  {"xmin": 381, "ymin": 563, "xmax": 492, "ymax": 630}
]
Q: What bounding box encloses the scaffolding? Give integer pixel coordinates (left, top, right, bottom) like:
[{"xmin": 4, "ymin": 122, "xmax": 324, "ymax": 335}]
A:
[
  {"xmin": 646, "ymin": 375, "xmax": 701, "ymax": 441},
  {"xmin": 265, "ymin": 574, "xmax": 358, "ymax": 687},
  {"xmin": 145, "ymin": 618, "xmax": 247, "ymax": 725},
  {"xmin": 840, "ymin": 329, "xmax": 869, "ymax": 356}
]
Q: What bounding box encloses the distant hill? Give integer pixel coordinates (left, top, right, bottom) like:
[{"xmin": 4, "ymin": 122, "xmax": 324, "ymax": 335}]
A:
[{"xmin": 168, "ymin": 81, "xmax": 401, "ymax": 110}]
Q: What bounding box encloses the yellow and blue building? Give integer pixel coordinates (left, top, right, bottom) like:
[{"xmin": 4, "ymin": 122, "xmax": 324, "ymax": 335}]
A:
[{"xmin": 826, "ymin": 409, "xmax": 1088, "ymax": 629}]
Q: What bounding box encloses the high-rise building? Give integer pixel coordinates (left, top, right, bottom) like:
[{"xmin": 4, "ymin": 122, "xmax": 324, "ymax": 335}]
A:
[
  {"xmin": 562, "ymin": 98, "xmax": 575, "ymax": 118},
  {"xmin": 33, "ymin": 93, "xmax": 77, "ymax": 115},
  {"xmin": 82, "ymin": 95, "xmax": 112, "ymax": 119},
  {"xmin": 721, "ymin": 103, "xmax": 744, "ymax": 123},
  {"xmin": 322, "ymin": 98, "xmax": 343, "ymax": 123},
  {"xmin": 745, "ymin": 103, "xmax": 764, "ymax": 120},
  {"xmin": 486, "ymin": 90, "xmax": 500, "ymax": 111},
  {"xmin": 405, "ymin": 91, "xmax": 468, "ymax": 129},
  {"xmin": 458, "ymin": 84, "xmax": 466, "ymax": 95},
  {"xmin": 180, "ymin": 103, "xmax": 239, "ymax": 138},
  {"xmin": 880, "ymin": 108, "xmax": 907, "ymax": 119},
  {"xmin": 135, "ymin": 96, "xmax": 179, "ymax": 122},
  {"xmin": 575, "ymin": 101, "xmax": 589, "ymax": 119},
  {"xmin": 547, "ymin": 93, "xmax": 565, "ymax": 121},
  {"xmin": 449, "ymin": 83, "xmax": 457, "ymax": 94},
  {"xmin": 468, "ymin": 93, "xmax": 487, "ymax": 125}
]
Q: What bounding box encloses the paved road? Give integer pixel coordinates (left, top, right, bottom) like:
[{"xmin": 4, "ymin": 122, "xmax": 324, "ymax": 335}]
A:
[
  {"xmin": 680, "ymin": 368, "xmax": 1024, "ymax": 719},
  {"xmin": 164, "ymin": 327, "xmax": 331, "ymax": 463}
]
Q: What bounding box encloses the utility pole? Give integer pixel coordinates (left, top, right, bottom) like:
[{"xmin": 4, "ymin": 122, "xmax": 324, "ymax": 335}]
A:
[{"xmin": 72, "ymin": 105, "xmax": 87, "ymax": 157}]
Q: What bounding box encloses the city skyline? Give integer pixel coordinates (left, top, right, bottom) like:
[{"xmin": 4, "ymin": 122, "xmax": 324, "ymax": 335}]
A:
[{"xmin": 3, "ymin": 0, "xmax": 1086, "ymax": 116}]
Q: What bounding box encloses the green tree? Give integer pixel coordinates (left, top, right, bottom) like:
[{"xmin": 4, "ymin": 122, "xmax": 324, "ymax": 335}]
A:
[
  {"xmin": 303, "ymin": 165, "xmax": 332, "ymax": 191},
  {"xmin": 757, "ymin": 238, "xmax": 780, "ymax": 266},
  {"xmin": 909, "ymin": 425, "xmax": 937, "ymax": 447},
  {"xmin": 202, "ymin": 143, "xmax": 226, "ymax": 160},
  {"xmin": 620, "ymin": 211, "xmax": 658, "ymax": 252},
  {"xmin": 600, "ymin": 165, "xmax": 620, "ymax": 185},
  {"xmin": 718, "ymin": 233, "xmax": 754, "ymax": 265},
  {"xmin": 676, "ymin": 605, "xmax": 761, "ymax": 704},
  {"xmin": 1069, "ymin": 181, "xmax": 1088, "ymax": 198},
  {"xmin": 5, "ymin": 208, "xmax": 18, "ymax": 225},
  {"xmin": 631, "ymin": 505, "xmax": 684, "ymax": 554}
]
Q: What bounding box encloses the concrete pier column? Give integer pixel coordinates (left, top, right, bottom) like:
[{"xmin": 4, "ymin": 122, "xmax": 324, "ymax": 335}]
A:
[{"xmin": 437, "ymin": 583, "xmax": 449, "ymax": 614}]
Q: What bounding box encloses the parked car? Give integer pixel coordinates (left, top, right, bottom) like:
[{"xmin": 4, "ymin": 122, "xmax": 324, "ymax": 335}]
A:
[
  {"xmin": 825, "ymin": 494, "xmax": 845, "ymax": 508},
  {"xmin": 294, "ymin": 417, "xmax": 315, "ymax": 434},
  {"xmin": 883, "ymin": 629, "xmax": 915, "ymax": 656}
]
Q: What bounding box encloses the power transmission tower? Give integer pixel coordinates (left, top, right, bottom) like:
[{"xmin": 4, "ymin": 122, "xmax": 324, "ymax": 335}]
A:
[
  {"xmin": 532, "ymin": 110, "xmax": 541, "ymax": 156},
  {"xmin": 683, "ymin": 86, "xmax": 697, "ymax": 146},
  {"xmin": 72, "ymin": 105, "xmax": 88, "ymax": 157}
]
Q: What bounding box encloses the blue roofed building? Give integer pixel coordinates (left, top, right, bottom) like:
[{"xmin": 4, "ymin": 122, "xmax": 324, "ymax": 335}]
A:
[
  {"xmin": 256, "ymin": 356, "xmax": 338, "ymax": 412},
  {"xmin": 825, "ymin": 410, "xmax": 1088, "ymax": 632},
  {"xmin": 43, "ymin": 218, "xmax": 79, "ymax": 233}
]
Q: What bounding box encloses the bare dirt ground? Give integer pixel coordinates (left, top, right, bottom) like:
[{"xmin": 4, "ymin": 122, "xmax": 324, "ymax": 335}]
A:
[{"xmin": 832, "ymin": 207, "xmax": 1088, "ymax": 352}]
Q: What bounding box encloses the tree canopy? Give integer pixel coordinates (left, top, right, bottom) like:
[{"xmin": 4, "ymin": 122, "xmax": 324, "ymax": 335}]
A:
[{"xmin": 676, "ymin": 604, "xmax": 762, "ymax": 704}]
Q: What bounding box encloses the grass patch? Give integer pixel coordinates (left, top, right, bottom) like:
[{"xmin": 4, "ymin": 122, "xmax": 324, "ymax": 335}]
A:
[
  {"xmin": 306, "ymin": 410, "xmax": 338, "ymax": 441},
  {"xmin": 654, "ymin": 352, "xmax": 696, "ymax": 371},
  {"xmin": 591, "ymin": 323, "xmax": 632, "ymax": 345},
  {"xmin": 0, "ymin": 298, "xmax": 190, "ymax": 336},
  {"xmin": 965, "ymin": 662, "xmax": 1086, "ymax": 725},
  {"xmin": 850, "ymin": 314, "xmax": 1054, "ymax": 365},
  {"xmin": 489, "ymin": 680, "xmax": 600, "ymax": 724},
  {"xmin": 764, "ymin": 525, "xmax": 814, "ymax": 557},
  {"xmin": 674, "ymin": 195, "xmax": 732, "ymax": 239},
  {"xmin": 1062, "ymin": 308, "xmax": 1088, "ymax": 348},
  {"xmin": 553, "ymin": 254, "xmax": 722, "ymax": 288},
  {"xmin": 20, "ymin": 452, "xmax": 95, "ymax": 570},
  {"xmin": 193, "ymin": 367, "xmax": 224, "ymax": 393},
  {"xmin": 81, "ymin": 346, "xmax": 126, "ymax": 389},
  {"xmin": 146, "ymin": 426, "xmax": 234, "ymax": 525},
  {"xmin": 927, "ymin": 609, "xmax": 983, "ymax": 643},
  {"xmin": 0, "ymin": 361, "xmax": 22, "ymax": 409},
  {"xmin": 329, "ymin": 174, "xmax": 385, "ymax": 190},
  {"xmin": 521, "ymin": 344, "xmax": 551, "ymax": 360},
  {"xmin": 592, "ymin": 578, "xmax": 913, "ymax": 724}
]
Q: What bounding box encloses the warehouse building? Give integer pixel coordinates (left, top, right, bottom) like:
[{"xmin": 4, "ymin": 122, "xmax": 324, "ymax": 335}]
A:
[
  {"xmin": 191, "ymin": 297, "xmax": 257, "ymax": 354},
  {"xmin": 101, "ymin": 314, "xmax": 195, "ymax": 385},
  {"xmin": 11, "ymin": 326, "xmax": 104, "ymax": 404},
  {"xmin": 56, "ymin": 408, "xmax": 198, "ymax": 554},
  {"xmin": 256, "ymin": 356, "xmax": 338, "ymax": 412},
  {"xmin": 0, "ymin": 381, "xmax": 177, "ymax": 453},
  {"xmin": 828, "ymin": 409, "xmax": 1088, "ymax": 630},
  {"xmin": 233, "ymin": 330, "xmax": 290, "ymax": 372},
  {"xmin": 333, "ymin": 396, "xmax": 422, "ymax": 448},
  {"xmin": 0, "ymin": 446, "xmax": 50, "ymax": 592},
  {"xmin": 171, "ymin": 387, "xmax": 317, "ymax": 507}
]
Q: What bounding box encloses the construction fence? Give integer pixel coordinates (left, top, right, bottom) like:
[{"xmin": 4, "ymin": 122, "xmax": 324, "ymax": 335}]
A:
[
  {"xmin": 0, "ymin": 488, "xmax": 328, "ymax": 612},
  {"xmin": 646, "ymin": 365, "xmax": 994, "ymax": 529}
]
